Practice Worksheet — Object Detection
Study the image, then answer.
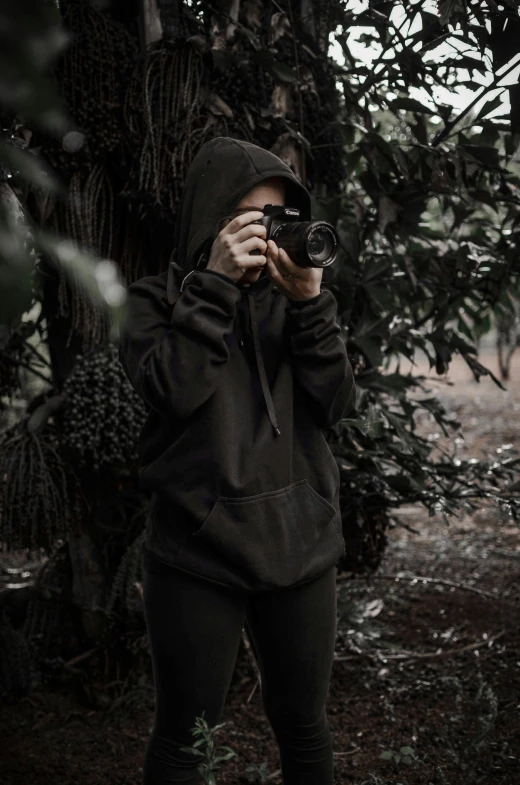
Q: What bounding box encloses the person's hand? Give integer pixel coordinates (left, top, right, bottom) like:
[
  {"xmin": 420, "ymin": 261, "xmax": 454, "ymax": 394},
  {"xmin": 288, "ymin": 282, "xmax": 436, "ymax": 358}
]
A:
[
  {"xmin": 266, "ymin": 240, "xmax": 322, "ymax": 301},
  {"xmin": 206, "ymin": 211, "xmax": 268, "ymax": 282}
]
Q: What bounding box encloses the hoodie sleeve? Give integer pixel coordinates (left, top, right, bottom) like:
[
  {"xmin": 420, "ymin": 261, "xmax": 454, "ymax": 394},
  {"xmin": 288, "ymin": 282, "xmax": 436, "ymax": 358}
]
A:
[
  {"xmin": 285, "ymin": 289, "xmax": 356, "ymax": 428},
  {"xmin": 118, "ymin": 270, "xmax": 241, "ymax": 420}
]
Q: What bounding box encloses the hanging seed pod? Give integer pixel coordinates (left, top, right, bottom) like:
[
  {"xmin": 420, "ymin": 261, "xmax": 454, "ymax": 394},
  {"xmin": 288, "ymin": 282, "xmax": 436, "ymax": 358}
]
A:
[
  {"xmin": 61, "ymin": 343, "xmax": 148, "ymax": 474},
  {"xmin": 40, "ymin": 0, "xmax": 138, "ymax": 176},
  {"xmin": 0, "ymin": 417, "xmax": 83, "ymax": 553},
  {"xmin": 122, "ymin": 39, "xmax": 206, "ymax": 221},
  {"xmin": 46, "ymin": 164, "xmax": 116, "ymax": 352}
]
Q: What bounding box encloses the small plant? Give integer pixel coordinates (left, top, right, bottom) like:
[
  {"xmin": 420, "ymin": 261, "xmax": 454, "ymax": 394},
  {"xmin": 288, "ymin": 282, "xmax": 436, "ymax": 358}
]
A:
[
  {"xmin": 435, "ymin": 672, "xmax": 499, "ymax": 784},
  {"xmin": 379, "ymin": 745, "xmax": 420, "ymax": 770},
  {"xmin": 241, "ymin": 761, "xmax": 271, "ymax": 783},
  {"xmin": 179, "ymin": 710, "xmax": 237, "ymax": 785}
]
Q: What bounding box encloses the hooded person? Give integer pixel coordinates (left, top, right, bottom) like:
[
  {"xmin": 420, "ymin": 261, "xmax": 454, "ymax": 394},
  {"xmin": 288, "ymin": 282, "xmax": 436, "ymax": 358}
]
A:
[{"xmin": 118, "ymin": 136, "xmax": 356, "ymax": 592}]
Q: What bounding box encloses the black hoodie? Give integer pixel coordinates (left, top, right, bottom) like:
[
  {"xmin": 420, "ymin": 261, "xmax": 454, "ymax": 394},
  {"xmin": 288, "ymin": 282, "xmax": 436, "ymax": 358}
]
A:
[{"xmin": 118, "ymin": 137, "xmax": 356, "ymax": 592}]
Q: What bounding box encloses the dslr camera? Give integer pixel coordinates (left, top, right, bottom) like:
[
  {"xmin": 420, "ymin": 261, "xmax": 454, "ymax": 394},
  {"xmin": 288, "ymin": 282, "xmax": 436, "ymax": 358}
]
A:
[{"xmin": 249, "ymin": 204, "xmax": 338, "ymax": 268}]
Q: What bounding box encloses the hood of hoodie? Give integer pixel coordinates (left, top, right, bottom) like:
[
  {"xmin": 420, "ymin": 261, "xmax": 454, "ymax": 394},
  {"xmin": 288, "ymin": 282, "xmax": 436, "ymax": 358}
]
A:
[
  {"xmin": 166, "ymin": 136, "xmax": 312, "ymax": 305},
  {"xmin": 165, "ymin": 137, "xmax": 313, "ymax": 439}
]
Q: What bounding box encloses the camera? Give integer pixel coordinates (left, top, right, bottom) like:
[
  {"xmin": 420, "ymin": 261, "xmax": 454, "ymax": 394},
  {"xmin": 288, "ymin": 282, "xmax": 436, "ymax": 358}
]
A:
[{"xmin": 249, "ymin": 204, "xmax": 338, "ymax": 268}]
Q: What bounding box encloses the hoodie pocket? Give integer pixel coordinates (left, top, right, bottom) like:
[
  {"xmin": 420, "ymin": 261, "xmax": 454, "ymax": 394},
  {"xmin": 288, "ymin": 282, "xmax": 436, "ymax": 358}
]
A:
[{"xmin": 191, "ymin": 479, "xmax": 345, "ymax": 588}]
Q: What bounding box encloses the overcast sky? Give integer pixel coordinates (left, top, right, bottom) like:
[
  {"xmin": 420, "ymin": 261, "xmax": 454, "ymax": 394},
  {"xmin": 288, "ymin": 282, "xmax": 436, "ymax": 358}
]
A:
[{"xmin": 330, "ymin": 0, "xmax": 520, "ymax": 122}]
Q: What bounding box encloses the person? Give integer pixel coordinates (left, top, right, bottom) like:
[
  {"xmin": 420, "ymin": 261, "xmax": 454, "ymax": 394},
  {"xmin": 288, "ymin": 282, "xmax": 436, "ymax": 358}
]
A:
[{"xmin": 118, "ymin": 136, "xmax": 356, "ymax": 784}]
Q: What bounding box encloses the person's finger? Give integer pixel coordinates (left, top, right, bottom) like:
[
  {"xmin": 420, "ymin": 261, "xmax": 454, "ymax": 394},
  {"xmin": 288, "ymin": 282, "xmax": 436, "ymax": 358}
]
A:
[
  {"xmin": 265, "ymin": 253, "xmax": 278, "ymax": 278},
  {"xmin": 240, "ymin": 235, "xmax": 268, "ymax": 255},
  {"xmin": 234, "ymin": 222, "xmax": 267, "ymax": 244},
  {"xmin": 267, "ymin": 240, "xmax": 279, "ymax": 259},
  {"xmin": 266, "ymin": 244, "xmax": 283, "ymax": 278},
  {"xmin": 223, "ymin": 210, "xmax": 265, "ymax": 235},
  {"xmin": 278, "ymin": 246, "xmax": 296, "ymax": 270},
  {"xmin": 269, "ymin": 241, "xmax": 291, "ymax": 275},
  {"xmin": 239, "ymin": 255, "xmax": 267, "ymax": 268}
]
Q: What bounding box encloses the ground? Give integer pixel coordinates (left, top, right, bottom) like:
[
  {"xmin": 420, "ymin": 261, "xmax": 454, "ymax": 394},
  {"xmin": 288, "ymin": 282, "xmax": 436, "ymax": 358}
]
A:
[{"xmin": 1, "ymin": 347, "xmax": 520, "ymax": 785}]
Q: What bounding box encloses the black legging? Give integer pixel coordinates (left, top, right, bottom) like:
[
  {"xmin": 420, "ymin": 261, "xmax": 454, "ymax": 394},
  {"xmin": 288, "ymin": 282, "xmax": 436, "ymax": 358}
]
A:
[{"xmin": 141, "ymin": 554, "xmax": 338, "ymax": 784}]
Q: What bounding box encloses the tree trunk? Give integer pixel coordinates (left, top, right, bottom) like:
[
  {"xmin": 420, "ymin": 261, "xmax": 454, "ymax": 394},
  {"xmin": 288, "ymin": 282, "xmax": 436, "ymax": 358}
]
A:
[{"xmin": 67, "ymin": 521, "xmax": 108, "ymax": 645}]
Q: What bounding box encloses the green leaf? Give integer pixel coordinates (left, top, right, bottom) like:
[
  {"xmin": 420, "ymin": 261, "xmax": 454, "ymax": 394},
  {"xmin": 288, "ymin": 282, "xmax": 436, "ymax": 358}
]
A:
[
  {"xmin": 355, "ymin": 376, "xmax": 398, "ymax": 397},
  {"xmin": 0, "ymin": 141, "xmax": 61, "ymax": 193},
  {"xmin": 310, "ymin": 194, "xmax": 342, "ymax": 226},
  {"xmin": 353, "ymin": 335, "xmax": 383, "ymax": 368},
  {"xmin": 343, "ymin": 148, "xmax": 363, "ymax": 178},
  {"xmin": 252, "ymin": 51, "xmax": 298, "ymax": 83},
  {"xmin": 438, "ymin": 0, "xmax": 466, "ymax": 27},
  {"xmin": 214, "ymin": 750, "xmax": 237, "ymax": 762},
  {"xmin": 449, "ymin": 332, "xmax": 477, "ymax": 355},
  {"xmin": 362, "ymin": 256, "xmax": 392, "ymax": 283},
  {"xmin": 366, "ymin": 131, "xmax": 395, "ymax": 162},
  {"xmin": 475, "ymin": 93, "xmax": 504, "ymax": 123},
  {"xmin": 459, "ymin": 144, "xmax": 500, "ymax": 169},
  {"xmin": 378, "ymin": 194, "xmax": 400, "ymax": 232},
  {"xmin": 384, "ymin": 411, "xmax": 416, "ymax": 446},
  {"xmin": 441, "ymin": 55, "xmax": 487, "ymax": 74},
  {"xmin": 419, "ymin": 10, "xmax": 444, "ymax": 39},
  {"xmin": 368, "ymin": 420, "xmax": 385, "ymax": 439},
  {"xmin": 179, "ymin": 746, "xmax": 204, "ymax": 757},
  {"xmin": 352, "ymin": 308, "xmax": 393, "ymax": 368},
  {"xmin": 0, "ymin": 230, "xmax": 34, "ymax": 325},
  {"xmin": 456, "ymin": 315, "xmax": 473, "ymax": 341},
  {"xmin": 419, "ymin": 32, "xmax": 451, "ymax": 53},
  {"xmin": 388, "ymin": 97, "xmax": 435, "ymax": 115}
]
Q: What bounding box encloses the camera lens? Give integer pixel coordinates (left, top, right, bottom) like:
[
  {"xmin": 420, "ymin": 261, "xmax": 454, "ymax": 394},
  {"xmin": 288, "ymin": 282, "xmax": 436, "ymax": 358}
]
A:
[
  {"xmin": 306, "ymin": 225, "xmax": 337, "ymax": 265},
  {"xmin": 270, "ymin": 219, "xmax": 338, "ymax": 267}
]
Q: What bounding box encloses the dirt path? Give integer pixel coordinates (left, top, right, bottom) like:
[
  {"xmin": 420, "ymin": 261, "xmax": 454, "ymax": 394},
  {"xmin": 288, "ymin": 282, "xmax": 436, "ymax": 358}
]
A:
[{"xmin": 1, "ymin": 349, "xmax": 520, "ymax": 785}]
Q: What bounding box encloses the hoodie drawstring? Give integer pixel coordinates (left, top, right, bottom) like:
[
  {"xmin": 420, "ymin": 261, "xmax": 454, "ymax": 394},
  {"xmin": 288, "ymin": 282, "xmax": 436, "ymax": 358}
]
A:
[
  {"xmin": 247, "ymin": 294, "xmax": 281, "ymax": 437},
  {"xmin": 172, "ymin": 260, "xmax": 281, "ymax": 438}
]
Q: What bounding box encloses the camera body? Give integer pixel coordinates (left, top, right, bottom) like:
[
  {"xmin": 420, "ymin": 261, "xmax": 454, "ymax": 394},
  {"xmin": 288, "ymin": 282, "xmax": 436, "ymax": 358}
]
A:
[{"xmin": 249, "ymin": 204, "xmax": 338, "ymax": 268}]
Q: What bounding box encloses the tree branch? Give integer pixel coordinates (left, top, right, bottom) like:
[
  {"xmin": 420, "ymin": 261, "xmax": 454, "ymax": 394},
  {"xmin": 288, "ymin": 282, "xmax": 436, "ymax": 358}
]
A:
[
  {"xmin": 433, "ymin": 58, "xmax": 520, "ymax": 146},
  {"xmin": 337, "ymin": 572, "xmax": 502, "ymax": 599}
]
